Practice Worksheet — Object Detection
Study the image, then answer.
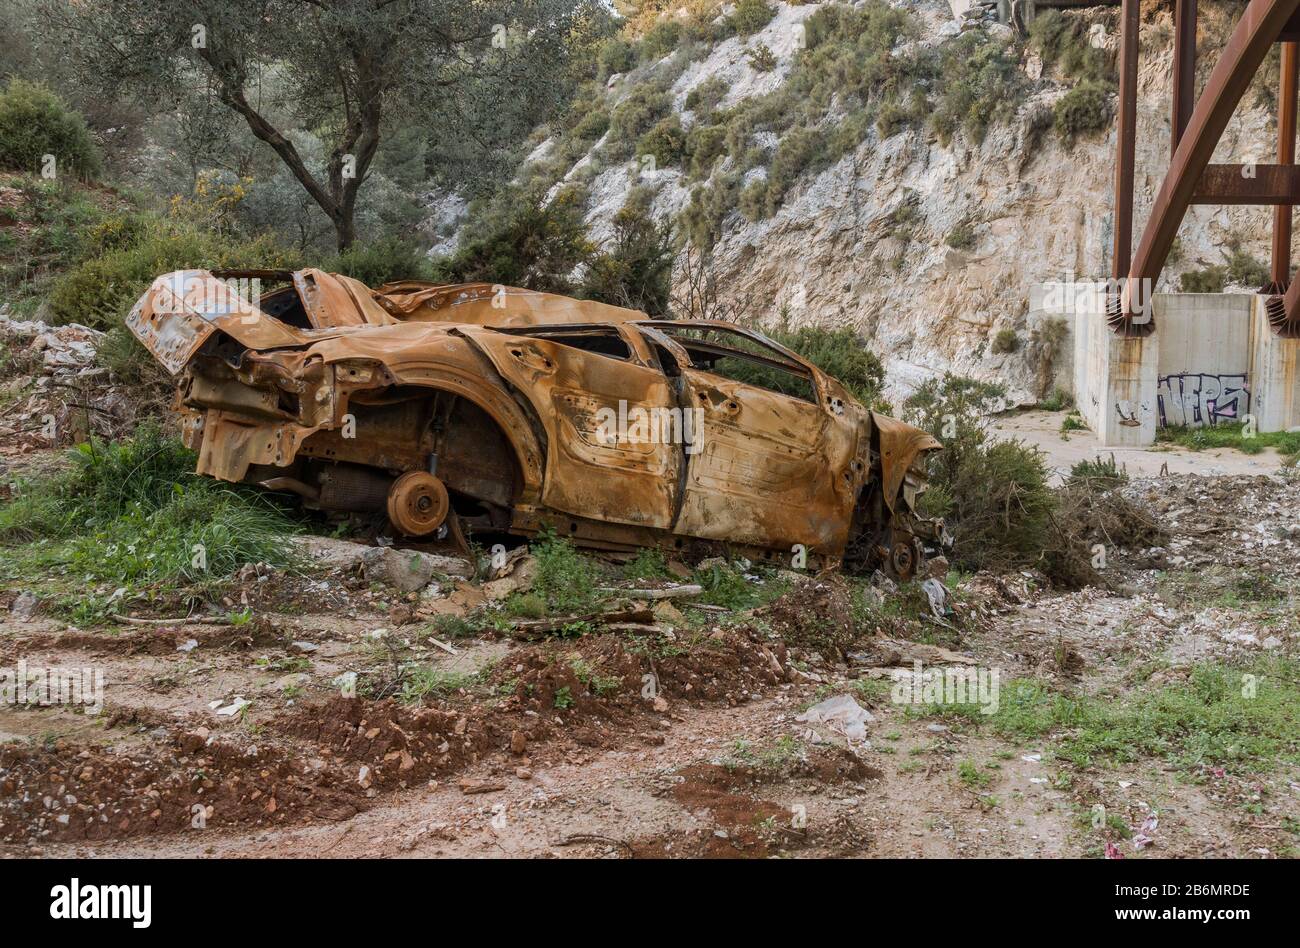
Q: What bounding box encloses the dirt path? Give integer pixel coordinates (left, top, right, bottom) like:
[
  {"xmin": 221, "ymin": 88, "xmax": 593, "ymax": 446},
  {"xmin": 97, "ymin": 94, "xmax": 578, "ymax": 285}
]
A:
[{"xmin": 991, "ymin": 409, "xmax": 1287, "ymax": 480}]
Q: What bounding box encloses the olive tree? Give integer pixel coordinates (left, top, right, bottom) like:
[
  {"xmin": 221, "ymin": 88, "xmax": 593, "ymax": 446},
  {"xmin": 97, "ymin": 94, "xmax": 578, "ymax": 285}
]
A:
[{"xmin": 47, "ymin": 0, "xmax": 605, "ymax": 249}]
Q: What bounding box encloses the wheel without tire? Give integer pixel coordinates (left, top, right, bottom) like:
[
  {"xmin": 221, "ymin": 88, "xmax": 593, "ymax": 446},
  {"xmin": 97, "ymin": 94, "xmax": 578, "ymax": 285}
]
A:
[
  {"xmin": 888, "ymin": 536, "xmax": 924, "ymax": 582},
  {"xmin": 386, "ymin": 471, "xmax": 450, "ymax": 537}
]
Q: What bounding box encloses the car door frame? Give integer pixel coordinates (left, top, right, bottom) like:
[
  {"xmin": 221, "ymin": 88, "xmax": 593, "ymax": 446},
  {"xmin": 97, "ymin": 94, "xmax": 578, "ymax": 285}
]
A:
[
  {"xmin": 460, "ymin": 323, "xmax": 685, "ymax": 530},
  {"xmin": 635, "ymin": 321, "xmax": 859, "ymax": 553}
]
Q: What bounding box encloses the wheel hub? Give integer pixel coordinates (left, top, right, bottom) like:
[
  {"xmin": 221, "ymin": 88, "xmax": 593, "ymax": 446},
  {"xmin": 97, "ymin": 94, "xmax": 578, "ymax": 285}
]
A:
[{"xmin": 386, "ymin": 471, "xmax": 449, "ymax": 537}]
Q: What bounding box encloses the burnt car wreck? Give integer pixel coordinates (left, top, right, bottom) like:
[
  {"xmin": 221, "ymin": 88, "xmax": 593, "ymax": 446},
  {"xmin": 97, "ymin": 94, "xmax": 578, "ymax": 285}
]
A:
[{"xmin": 127, "ymin": 269, "xmax": 944, "ymax": 579}]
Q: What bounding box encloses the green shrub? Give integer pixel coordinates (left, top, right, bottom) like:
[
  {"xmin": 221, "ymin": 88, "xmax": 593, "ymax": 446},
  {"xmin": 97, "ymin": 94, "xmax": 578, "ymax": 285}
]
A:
[
  {"xmin": 642, "ymin": 19, "xmax": 684, "ymax": 59},
  {"xmin": 1068, "ymin": 454, "xmax": 1128, "ymax": 489},
  {"xmin": 0, "ymin": 79, "xmax": 101, "ymax": 180},
  {"xmin": 1225, "ymin": 245, "xmax": 1268, "ymax": 289},
  {"xmin": 904, "ymin": 375, "xmax": 1054, "ymax": 573},
  {"xmin": 1180, "ymin": 266, "xmax": 1225, "ymax": 293},
  {"xmin": 637, "ymin": 115, "xmax": 688, "ymax": 167},
  {"xmin": 685, "ymin": 123, "xmax": 729, "ymax": 180},
  {"xmin": 96, "ymin": 325, "xmax": 167, "ymax": 386},
  {"xmin": 1180, "ymin": 244, "xmax": 1269, "ymax": 293},
  {"xmin": 621, "ymin": 548, "xmax": 671, "ymax": 582},
  {"xmin": 730, "ymin": 0, "xmax": 777, "ymax": 36},
  {"xmin": 763, "ymin": 325, "xmax": 887, "ymax": 409},
  {"xmin": 681, "ymin": 173, "xmax": 741, "ymax": 250},
  {"xmin": 757, "ymin": 125, "xmax": 825, "ymax": 216},
  {"xmin": 945, "ymin": 218, "xmax": 977, "ymax": 250},
  {"xmin": 684, "ymin": 77, "xmax": 730, "ymax": 117},
  {"xmin": 597, "ymin": 37, "xmax": 637, "ymax": 79},
  {"xmin": 608, "ymin": 85, "xmax": 673, "ymax": 158},
  {"xmin": 323, "ymin": 235, "xmax": 432, "ymax": 287},
  {"xmin": 432, "ymin": 186, "xmax": 594, "ymax": 294},
  {"xmin": 738, "ymin": 178, "xmax": 768, "ymax": 221},
  {"xmin": 529, "ymin": 529, "xmax": 602, "ymax": 615},
  {"xmin": 746, "ymin": 43, "xmax": 777, "ymax": 72},
  {"xmin": 929, "ymin": 32, "xmax": 1025, "ymax": 145},
  {"xmin": 581, "ymin": 192, "xmax": 675, "ymax": 316},
  {"xmin": 0, "ymin": 177, "xmax": 141, "ymax": 313},
  {"xmin": 0, "ymin": 425, "xmax": 299, "ymax": 588},
  {"xmin": 571, "ymin": 106, "xmax": 611, "ymax": 142},
  {"xmin": 48, "ymin": 220, "xmax": 299, "ymax": 328},
  {"xmin": 1053, "ymin": 80, "xmax": 1110, "ymax": 142},
  {"xmin": 1028, "ymin": 10, "xmax": 1114, "ymax": 87},
  {"xmin": 991, "ymin": 328, "xmax": 1020, "ymax": 354}
]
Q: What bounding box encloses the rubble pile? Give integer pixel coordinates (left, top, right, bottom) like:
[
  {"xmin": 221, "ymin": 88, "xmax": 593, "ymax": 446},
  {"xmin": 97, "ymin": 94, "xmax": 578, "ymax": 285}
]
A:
[{"xmin": 0, "ymin": 312, "xmax": 144, "ymax": 451}]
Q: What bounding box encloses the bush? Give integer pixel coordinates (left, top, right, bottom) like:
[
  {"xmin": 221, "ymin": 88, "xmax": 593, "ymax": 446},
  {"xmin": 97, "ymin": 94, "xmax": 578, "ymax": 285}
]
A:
[
  {"xmin": 991, "ymin": 328, "xmax": 1020, "ymax": 354},
  {"xmin": 608, "ymin": 85, "xmax": 674, "ymax": 158},
  {"xmin": 570, "ymin": 106, "xmax": 611, "ymax": 143},
  {"xmin": 746, "ymin": 43, "xmax": 777, "ymax": 72},
  {"xmin": 1068, "ymin": 454, "xmax": 1128, "ymax": 489},
  {"xmin": 581, "ymin": 193, "xmax": 675, "ymax": 316},
  {"xmin": 763, "ymin": 325, "xmax": 887, "ymax": 408},
  {"xmin": 1181, "ymin": 244, "xmax": 1268, "ymax": 293},
  {"xmin": 1225, "ymin": 245, "xmax": 1269, "ymax": 289},
  {"xmin": 681, "ymin": 173, "xmax": 741, "ymax": 250},
  {"xmin": 1028, "ymin": 10, "xmax": 1114, "ymax": 87},
  {"xmin": 48, "ymin": 220, "xmax": 300, "ymax": 328},
  {"xmin": 433, "ymin": 186, "xmax": 594, "ymax": 294},
  {"xmin": 684, "ymin": 76, "xmax": 730, "ymax": 117},
  {"xmin": 757, "ymin": 125, "xmax": 826, "ymax": 216},
  {"xmin": 929, "ymin": 33, "xmax": 1025, "ymax": 145},
  {"xmin": 946, "ymin": 218, "xmax": 977, "ymax": 250},
  {"xmin": 323, "ymin": 235, "xmax": 432, "ymax": 287},
  {"xmin": 642, "ymin": 20, "xmax": 684, "ymax": 59},
  {"xmin": 0, "ymin": 79, "xmax": 101, "ymax": 180},
  {"xmin": 683, "ymin": 125, "xmax": 726, "ymax": 182},
  {"xmin": 529, "ymin": 530, "xmax": 602, "ymax": 615},
  {"xmin": 730, "ymin": 0, "xmax": 777, "ymax": 36},
  {"xmin": 1054, "ymin": 80, "xmax": 1110, "ymax": 142},
  {"xmin": 0, "ymin": 425, "xmax": 300, "ymax": 589},
  {"xmin": 0, "ymin": 177, "xmax": 141, "ymax": 314},
  {"xmin": 904, "ymin": 375, "xmax": 1054, "ymax": 573},
  {"xmin": 1180, "ymin": 266, "xmax": 1225, "ymax": 293},
  {"xmin": 597, "ymin": 37, "xmax": 637, "ymax": 79},
  {"xmin": 637, "ymin": 115, "xmax": 688, "ymax": 167}
]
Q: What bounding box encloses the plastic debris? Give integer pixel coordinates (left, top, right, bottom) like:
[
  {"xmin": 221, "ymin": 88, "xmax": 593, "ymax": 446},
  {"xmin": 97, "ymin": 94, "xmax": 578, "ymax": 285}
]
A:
[{"xmin": 795, "ymin": 694, "xmax": 874, "ymax": 742}]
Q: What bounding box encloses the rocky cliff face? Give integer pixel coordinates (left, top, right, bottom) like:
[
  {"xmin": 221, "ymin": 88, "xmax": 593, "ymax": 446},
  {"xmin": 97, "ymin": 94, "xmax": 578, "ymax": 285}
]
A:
[{"xmin": 432, "ymin": 1, "xmax": 1278, "ymax": 405}]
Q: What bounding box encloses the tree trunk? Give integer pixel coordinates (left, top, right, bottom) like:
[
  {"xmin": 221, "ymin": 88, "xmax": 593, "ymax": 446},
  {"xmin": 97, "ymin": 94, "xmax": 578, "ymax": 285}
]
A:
[{"xmin": 334, "ymin": 212, "xmax": 357, "ymax": 252}]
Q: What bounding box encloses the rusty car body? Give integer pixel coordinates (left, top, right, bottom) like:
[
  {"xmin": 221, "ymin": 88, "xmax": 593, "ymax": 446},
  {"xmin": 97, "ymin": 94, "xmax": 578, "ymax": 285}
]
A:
[{"xmin": 127, "ymin": 269, "xmax": 943, "ymax": 578}]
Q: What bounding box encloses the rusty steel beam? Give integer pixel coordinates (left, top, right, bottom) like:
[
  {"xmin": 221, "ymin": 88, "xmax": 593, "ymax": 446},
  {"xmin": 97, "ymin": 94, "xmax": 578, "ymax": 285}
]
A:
[
  {"xmin": 1192, "ymin": 163, "xmax": 1300, "ymax": 203},
  {"xmin": 1271, "ymin": 41, "xmax": 1300, "ymax": 290},
  {"xmin": 1172, "ymin": 0, "xmax": 1198, "ymax": 155},
  {"xmin": 1114, "ymin": 0, "xmax": 1300, "ymax": 334},
  {"xmin": 1112, "ymin": 0, "xmax": 1140, "ymax": 284}
]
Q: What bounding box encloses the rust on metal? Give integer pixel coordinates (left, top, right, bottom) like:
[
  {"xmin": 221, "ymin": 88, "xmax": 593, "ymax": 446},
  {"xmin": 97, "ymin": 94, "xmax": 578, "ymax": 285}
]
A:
[
  {"xmin": 1111, "ymin": 0, "xmax": 1140, "ymax": 285},
  {"xmin": 1272, "ymin": 41, "xmax": 1299, "ymax": 291},
  {"xmin": 1172, "ymin": 0, "xmax": 1198, "ymax": 156},
  {"xmin": 1193, "ymin": 163, "xmax": 1300, "ymax": 204},
  {"xmin": 1109, "ymin": 0, "xmax": 1300, "ymax": 335},
  {"xmin": 127, "ymin": 270, "xmax": 944, "ymax": 577}
]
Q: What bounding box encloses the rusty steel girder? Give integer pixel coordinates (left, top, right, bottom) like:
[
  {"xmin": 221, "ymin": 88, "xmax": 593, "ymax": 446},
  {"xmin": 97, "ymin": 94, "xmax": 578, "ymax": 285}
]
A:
[
  {"xmin": 126, "ymin": 269, "xmax": 945, "ymax": 577},
  {"xmin": 1108, "ymin": 0, "xmax": 1300, "ymax": 336}
]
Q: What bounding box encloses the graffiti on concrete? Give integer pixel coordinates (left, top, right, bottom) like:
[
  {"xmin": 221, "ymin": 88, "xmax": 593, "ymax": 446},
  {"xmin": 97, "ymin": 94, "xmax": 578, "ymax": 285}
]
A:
[{"xmin": 1156, "ymin": 373, "xmax": 1250, "ymax": 427}]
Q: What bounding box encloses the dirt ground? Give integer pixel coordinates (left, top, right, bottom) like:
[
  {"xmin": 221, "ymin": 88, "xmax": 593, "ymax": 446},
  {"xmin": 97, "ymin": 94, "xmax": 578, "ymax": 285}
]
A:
[
  {"xmin": 1, "ymin": 432, "xmax": 1297, "ymax": 860},
  {"xmin": 991, "ymin": 409, "xmax": 1291, "ymax": 480}
]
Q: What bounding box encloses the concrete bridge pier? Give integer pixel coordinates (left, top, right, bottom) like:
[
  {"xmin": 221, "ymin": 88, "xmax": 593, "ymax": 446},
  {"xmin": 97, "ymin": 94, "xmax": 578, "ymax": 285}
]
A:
[{"xmin": 1034, "ymin": 285, "xmax": 1300, "ymax": 447}]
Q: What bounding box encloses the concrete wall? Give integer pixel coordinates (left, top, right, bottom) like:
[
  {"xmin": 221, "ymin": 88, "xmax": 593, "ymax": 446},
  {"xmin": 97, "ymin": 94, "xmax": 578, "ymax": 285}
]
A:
[
  {"xmin": 1152, "ymin": 294, "xmax": 1252, "ymax": 428},
  {"xmin": 1248, "ymin": 296, "xmax": 1300, "ymax": 434},
  {"xmin": 1030, "ymin": 285, "xmax": 1299, "ymax": 446}
]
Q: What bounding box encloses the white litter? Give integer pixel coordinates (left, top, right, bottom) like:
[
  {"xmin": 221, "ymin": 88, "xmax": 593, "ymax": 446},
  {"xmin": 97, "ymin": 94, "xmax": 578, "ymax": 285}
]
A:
[
  {"xmin": 215, "ymin": 697, "xmax": 251, "ymax": 716},
  {"xmin": 795, "ymin": 694, "xmax": 874, "ymax": 742}
]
